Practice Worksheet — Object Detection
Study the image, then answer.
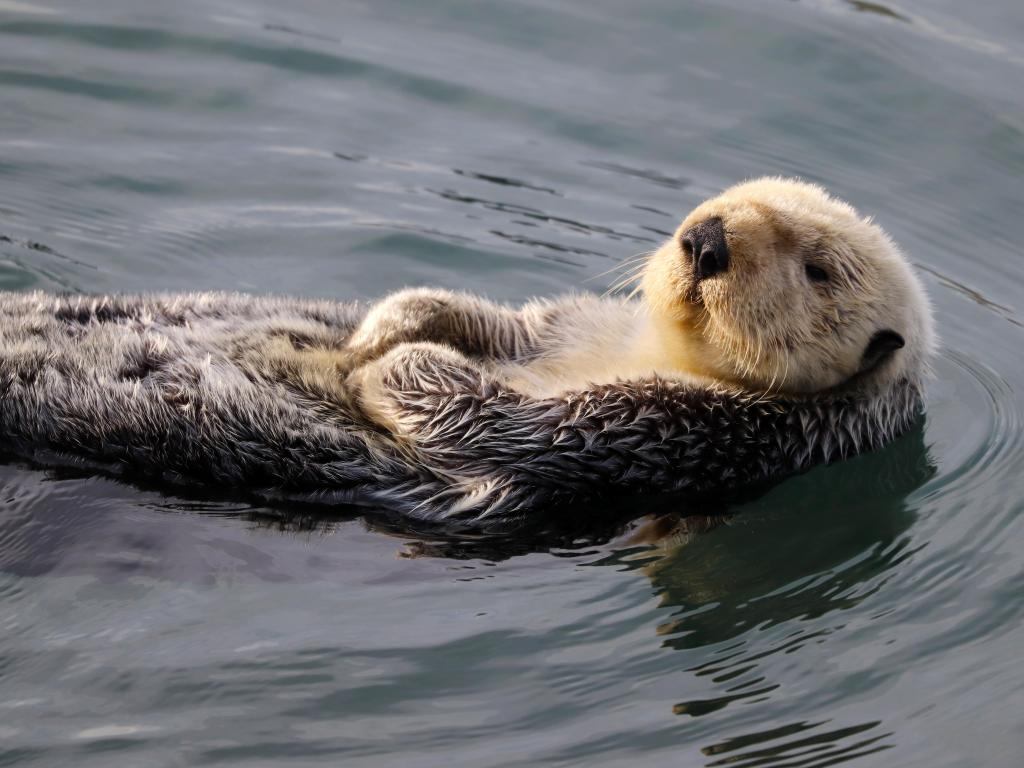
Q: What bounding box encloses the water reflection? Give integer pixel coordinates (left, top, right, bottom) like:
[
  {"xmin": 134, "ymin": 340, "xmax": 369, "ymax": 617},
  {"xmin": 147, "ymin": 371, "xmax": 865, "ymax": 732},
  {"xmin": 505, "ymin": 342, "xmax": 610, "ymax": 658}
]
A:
[
  {"xmin": 701, "ymin": 719, "xmax": 891, "ymax": 767},
  {"xmin": 452, "ymin": 168, "xmax": 562, "ymax": 197},
  {"xmin": 583, "ymin": 160, "xmax": 691, "ymax": 190},
  {"xmin": 643, "ymin": 421, "xmax": 931, "ymax": 637},
  {"xmin": 627, "ymin": 419, "xmax": 932, "ymax": 765},
  {"xmin": 844, "ymin": 1, "xmax": 911, "ymax": 24},
  {"xmin": 917, "ymin": 263, "xmax": 1023, "ymax": 328},
  {"xmin": 0, "ymin": 231, "xmax": 97, "ymax": 291},
  {"xmin": 429, "ymin": 187, "xmax": 653, "ymax": 244},
  {"xmin": 363, "ymin": 416, "xmax": 934, "ymax": 767}
]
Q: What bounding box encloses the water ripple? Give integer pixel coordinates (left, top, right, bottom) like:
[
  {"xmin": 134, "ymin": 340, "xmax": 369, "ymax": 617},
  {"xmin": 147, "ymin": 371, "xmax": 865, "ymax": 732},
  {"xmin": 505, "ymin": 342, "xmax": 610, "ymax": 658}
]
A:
[{"xmin": 2, "ymin": 0, "xmax": 1024, "ymax": 765}]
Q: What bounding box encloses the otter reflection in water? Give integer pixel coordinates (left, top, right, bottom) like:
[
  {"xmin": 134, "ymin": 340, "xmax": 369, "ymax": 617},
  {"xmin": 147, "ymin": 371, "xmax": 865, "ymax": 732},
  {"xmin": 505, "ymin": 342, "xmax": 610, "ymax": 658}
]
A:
[{"xmin": 353, "ymin": 416, "xmax": 934, "ymax": 766}]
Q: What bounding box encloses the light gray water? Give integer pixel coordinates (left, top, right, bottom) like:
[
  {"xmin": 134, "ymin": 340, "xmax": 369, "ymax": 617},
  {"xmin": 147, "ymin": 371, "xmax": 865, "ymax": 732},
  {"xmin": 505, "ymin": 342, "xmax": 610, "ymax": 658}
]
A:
[{"xmin": 1, "ymin": 1, "xmax": 1023, "ymax": 765}]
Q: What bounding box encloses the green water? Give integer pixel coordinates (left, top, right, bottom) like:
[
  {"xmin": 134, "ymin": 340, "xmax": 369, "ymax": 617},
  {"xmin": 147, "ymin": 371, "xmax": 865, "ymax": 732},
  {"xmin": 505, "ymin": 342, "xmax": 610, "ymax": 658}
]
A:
[{"xmin": 2, "ymin": 1, "xmax": 1023, "ymax": 765}]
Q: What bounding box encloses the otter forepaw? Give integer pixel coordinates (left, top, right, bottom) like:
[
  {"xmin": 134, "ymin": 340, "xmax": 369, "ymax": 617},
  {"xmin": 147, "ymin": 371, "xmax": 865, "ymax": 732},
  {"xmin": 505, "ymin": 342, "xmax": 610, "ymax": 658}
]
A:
[
  {"xmin": 346, "ymin": 356, "xmax": 404, "ymax": 435},
  {"xmin": 343, "ymin": 288, "xmax": 463, "ymax": 369},
  {"xmin": 346, "ymin": 342, "xmax": 483, "ymax": 436}
]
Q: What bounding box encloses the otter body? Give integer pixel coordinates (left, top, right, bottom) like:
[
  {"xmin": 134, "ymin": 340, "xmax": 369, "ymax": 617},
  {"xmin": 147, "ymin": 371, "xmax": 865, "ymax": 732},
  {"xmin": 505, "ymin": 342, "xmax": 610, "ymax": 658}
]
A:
[{"xmin": 0, "ymin": 179, "xmax": 933, "ymax": 524}]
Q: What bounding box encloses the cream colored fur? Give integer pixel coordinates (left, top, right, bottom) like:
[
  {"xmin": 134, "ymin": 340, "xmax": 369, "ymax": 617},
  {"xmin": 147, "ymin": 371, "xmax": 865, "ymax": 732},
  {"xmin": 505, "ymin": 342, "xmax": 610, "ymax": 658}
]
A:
[
  {"xmin": 449, "ymin": 177, "xmax": 936, "ymax": 402},
  {"xmin": 639, "ymin": 177, "xmax": 935, "ymax": 396}
]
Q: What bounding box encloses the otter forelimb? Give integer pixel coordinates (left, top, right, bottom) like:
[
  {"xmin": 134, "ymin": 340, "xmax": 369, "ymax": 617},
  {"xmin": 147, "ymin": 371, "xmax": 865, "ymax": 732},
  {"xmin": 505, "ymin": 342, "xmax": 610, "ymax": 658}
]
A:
[{"xmin": 343, "ymin": 287, "xmax": 538, "ymax": 371}]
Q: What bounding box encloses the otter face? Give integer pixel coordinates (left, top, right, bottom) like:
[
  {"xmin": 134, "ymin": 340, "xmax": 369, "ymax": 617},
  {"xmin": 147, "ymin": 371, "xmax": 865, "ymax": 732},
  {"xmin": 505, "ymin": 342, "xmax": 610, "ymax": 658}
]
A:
[{"xmin": 642, "ymin": 177, "xmax": 934, "ymax": 394}]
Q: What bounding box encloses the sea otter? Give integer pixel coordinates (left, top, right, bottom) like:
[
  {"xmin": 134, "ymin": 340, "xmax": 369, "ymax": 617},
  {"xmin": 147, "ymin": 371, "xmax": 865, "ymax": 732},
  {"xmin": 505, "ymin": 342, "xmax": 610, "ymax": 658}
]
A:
[{"xmin": 0, "ymin": 178, "xmax": 934, "ymax": 525}]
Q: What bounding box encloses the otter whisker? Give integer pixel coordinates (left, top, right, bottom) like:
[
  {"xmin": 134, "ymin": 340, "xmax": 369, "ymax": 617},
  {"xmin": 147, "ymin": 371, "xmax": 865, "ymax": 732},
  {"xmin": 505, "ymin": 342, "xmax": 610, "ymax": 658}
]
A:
[
  {"xmin": 585, "ymin": 251, "xmax": 653, "ymax": 283},
  {"xmin": 752, "ymin": 341, "xmax": 784, "ymax": 407},
  {"xmin": 747, "ymin": 328, "xmax": 765, "ymax": 383},
  {"xmin": 623, "ymin": 282, "xmax": 645, "ymax": 303},
  {"xmin": 603, "ymin": 265, "xmax": 640, "ymax": 288},
  {"xmin": 606, "ymin": 262, "xmax": 647, "ymax": 289},
  {"xmin": 603, "ymin": 261, "xmax": 651, "ymax": 298}
]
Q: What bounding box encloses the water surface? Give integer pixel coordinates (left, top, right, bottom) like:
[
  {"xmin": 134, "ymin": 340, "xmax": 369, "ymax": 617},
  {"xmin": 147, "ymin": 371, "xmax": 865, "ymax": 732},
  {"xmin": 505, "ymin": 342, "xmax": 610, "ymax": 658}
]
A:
[{"xmin": 2, "ymin": 0, "xmax": 1023, "ymax": 765}]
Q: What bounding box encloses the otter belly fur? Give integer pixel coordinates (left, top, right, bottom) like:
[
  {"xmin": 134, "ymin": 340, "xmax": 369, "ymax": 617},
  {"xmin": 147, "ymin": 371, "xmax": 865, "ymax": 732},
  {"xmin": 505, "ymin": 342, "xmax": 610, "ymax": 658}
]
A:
[
  {"xmin": 0, "ymin": 178, "xmax": 934, "ymax": 524},
  {"xmin": 498, "ymin": 298, "xmax": 712, "ymax": 399}
]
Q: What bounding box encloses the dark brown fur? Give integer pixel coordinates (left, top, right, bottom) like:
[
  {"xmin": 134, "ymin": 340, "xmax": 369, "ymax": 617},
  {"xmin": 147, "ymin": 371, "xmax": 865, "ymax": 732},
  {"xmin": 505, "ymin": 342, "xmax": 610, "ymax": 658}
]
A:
[{"xmin": 0, "ymin": 290, "xmax": 923, "ymax": 525}]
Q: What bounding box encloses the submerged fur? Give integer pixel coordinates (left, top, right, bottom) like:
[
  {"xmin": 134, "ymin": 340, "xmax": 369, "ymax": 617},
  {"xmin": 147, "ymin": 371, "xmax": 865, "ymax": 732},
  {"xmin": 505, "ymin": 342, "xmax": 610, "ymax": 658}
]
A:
[{"xmin": 0, "ymin": 179, "xmax": 933, "ymax": 524}]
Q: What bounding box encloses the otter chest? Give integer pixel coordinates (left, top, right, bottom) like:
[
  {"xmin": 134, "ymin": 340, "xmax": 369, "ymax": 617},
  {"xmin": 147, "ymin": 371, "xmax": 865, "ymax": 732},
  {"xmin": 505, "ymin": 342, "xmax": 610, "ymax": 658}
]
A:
[{"xmin": 499, "ymin": 305, "xmax": 704, "ymax": 397}]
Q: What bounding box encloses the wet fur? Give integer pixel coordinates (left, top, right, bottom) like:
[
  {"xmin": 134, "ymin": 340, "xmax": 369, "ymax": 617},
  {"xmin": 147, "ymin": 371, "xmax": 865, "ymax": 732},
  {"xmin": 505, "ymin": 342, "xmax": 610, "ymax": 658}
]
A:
[
  {"xmin": 0, "ymin": 289, "xmax": 921, "ymax": 524},
  {"xmin": 0, "ymin": 179, "xmax": 932, "ymax": 524}
]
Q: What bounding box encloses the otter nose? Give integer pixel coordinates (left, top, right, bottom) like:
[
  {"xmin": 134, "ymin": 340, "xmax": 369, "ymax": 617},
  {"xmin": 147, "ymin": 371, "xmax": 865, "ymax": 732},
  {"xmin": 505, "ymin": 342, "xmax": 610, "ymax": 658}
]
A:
[{"xmin": 682, "ymin": 217, "xmax": 729, "ymax": 280}]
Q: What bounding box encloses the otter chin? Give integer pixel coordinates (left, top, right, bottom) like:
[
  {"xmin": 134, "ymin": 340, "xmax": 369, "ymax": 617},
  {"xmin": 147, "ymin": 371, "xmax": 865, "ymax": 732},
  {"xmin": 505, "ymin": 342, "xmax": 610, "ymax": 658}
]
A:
[{"xmin": 640, "ymin": 177, "xmax": 934, "ymax": 396}]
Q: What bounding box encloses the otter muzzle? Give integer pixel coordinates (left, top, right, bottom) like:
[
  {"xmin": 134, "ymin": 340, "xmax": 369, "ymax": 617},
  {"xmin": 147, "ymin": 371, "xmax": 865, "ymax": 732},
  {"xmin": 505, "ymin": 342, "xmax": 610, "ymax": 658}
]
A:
[{"xmin": 682, "ymin": 217, "xmax": 729, "ymax": 280}]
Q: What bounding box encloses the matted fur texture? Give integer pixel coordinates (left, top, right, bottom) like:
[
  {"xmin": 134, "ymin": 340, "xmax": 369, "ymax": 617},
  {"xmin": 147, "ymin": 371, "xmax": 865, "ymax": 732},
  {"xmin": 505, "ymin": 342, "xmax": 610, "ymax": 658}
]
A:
[
  {"xmin": 0, "ymin": 290, "xmax": 922, "ymax": 525},
  {"xmin": 0, "ymin": 179, "xmax": 934, "ymax": 525}
]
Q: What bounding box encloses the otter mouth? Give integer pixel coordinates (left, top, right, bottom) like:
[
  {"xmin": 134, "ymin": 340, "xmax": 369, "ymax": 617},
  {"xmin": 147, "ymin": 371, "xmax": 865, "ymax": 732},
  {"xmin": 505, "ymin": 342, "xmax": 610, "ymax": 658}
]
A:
[{"xmin": 683, "ymin": 283, "xmax": 704, "ymax": 307}]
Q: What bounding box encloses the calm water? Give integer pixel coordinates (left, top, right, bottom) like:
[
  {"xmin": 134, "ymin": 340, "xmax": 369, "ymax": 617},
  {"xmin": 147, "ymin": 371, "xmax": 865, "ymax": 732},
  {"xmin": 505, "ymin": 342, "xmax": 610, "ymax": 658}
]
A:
[{"xmin": 2, "ymin": 0, "xmax": 1023, "ymax": 765}]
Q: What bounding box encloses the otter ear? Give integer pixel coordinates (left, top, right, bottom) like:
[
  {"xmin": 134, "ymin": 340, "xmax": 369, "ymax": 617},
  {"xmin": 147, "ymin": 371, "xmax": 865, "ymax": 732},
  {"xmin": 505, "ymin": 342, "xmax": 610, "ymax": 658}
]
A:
[{"xmin": 860, "ymin": 329, "xmax": 905, "ymax": 372}]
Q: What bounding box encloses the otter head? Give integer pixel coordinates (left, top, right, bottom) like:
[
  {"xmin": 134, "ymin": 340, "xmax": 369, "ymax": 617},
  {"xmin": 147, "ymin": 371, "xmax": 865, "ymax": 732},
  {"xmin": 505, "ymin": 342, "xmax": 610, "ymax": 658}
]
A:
[{"xmin": 642, "ymin": 177, "xmax": 935, "ymax": 395}]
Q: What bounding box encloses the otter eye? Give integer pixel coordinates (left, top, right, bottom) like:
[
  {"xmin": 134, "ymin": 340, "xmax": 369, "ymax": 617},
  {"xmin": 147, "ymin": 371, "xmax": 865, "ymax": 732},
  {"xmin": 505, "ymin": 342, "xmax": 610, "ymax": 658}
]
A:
[{"xmin": 805, "ymin": 263, "xmax": 830, "ymax": 283}]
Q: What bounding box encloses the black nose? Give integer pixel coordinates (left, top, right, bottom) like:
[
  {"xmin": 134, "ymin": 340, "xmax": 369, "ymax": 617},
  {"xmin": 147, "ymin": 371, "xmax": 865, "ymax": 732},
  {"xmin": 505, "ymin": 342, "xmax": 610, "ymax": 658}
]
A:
[{"xmin": 681, "ymin": 217, "xmax": 729, "ymax": 280}]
